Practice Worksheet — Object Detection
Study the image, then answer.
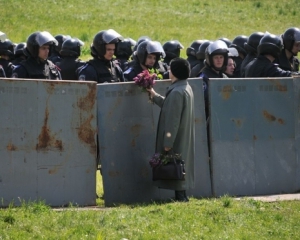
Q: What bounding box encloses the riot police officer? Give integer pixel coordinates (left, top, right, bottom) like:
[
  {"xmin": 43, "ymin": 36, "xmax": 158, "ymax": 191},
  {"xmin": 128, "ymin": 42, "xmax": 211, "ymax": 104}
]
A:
[
  {"xmin": 229, "ymin": 35, "xmax": 248, "ymax": 77},
  {"xmin": 48, "ymin": 34, "xmax": 70, "ymax": 64},
  {"xmin": 245, "ymin": 33, "xmax": 296, "ymax": 77},
  {"xmin": 0, "ymin": 39, "xmax": 14, "ymax": 77},
  {"xmin": 123, "ymin": 40, "xmax": 166, "ymax": 81},
  {"xmin": 275, "ymin": 27, "xmax": 300, "ymax": 72},
  {"xmin": 186, "ymin": 40, "xmax": 204, "ymax": 69},
  {"xmin": 198, "ymin": 40, "xmax": 229, "ymax": 118},
  {"xmin": 190, "ymin": 40, "xmax": 212, "ymax": 78},
  {"xmin": 11, "ymin": 31, "xmax": 61, "ymax": 80},
  {"xmin": 115, "ymin": 38, "xmax": 136, "ymax": 71},
  {"xmin": 77, "ymin": 29, "xmax": 125, "ymax": 83},
  {"xmin": 57, "ymin": 38, "xmax": 85, "ymax": 80},
  {"xmin": 162, "ymin": 40, "xmax": 184, "ymax": 66},
  {"xmin": 12, "ymin": 42, "xmax": 27, "ymax": 65},
  {"xmin": 240, "ymin": 32, "xmax": 264, "ymax": 77}
]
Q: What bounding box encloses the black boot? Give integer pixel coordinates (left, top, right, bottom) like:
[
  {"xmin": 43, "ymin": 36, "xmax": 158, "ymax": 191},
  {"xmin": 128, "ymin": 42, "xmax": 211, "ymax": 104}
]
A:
[{"xmin": 175, "ymin": 190, "xmax": 189, "ymax": 202}]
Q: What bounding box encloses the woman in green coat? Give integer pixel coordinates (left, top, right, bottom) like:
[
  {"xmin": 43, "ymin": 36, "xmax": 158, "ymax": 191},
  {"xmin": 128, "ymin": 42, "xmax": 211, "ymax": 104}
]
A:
[{"xmin": 148, "ymin": 58, "xmax": 195, "ymax": 202}]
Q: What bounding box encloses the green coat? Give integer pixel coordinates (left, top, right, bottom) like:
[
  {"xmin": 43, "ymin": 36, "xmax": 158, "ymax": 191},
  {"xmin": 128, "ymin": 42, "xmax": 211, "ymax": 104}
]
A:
[{"xmin": 153, "ymin": 80, "xmax": 195, "ymax": 191}]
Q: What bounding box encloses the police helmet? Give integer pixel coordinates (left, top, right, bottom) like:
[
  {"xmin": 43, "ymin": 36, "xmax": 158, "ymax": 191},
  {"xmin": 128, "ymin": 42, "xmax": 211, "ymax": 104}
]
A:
[
  {"xmin": 258, "ymin": 33, "xmax": 283, "ymax": 58},
  {"xmin": 136, "ymin": 40, "xmax": 166, "ymax": 65},
  {"xmin": 244, "ymin": 32, "xmax": 264, "ymax": 55},
  {"xmin": 196, "ymin": 41, "xmax": 212, "ymax": 60},
  {"xmin": 115, "ymin": 38, "xmax": 135, "ymax": 59},
  {"xmin": 282, "ymin": 27, "xmax": 300, "ymax": 55},
  {"xmin": 25, "ymin": 31, "xmax": 58, "ymax": 58},
  {"xmin": 163, "ymin": 40, "xmax": 184, "ymax": 59},
  {"xmin": 219, "ymin": 38, "xmax": 232, "ymax": 47},
  {"xmin": 230, "ymin": 35, "xmax": 248, "ymax": 57},
  {"xmin": 60, "ymin": 38, "xmax": 84, "ymax": 58},
  {"xmin": 54, "ymin": 34, "xmax": 70, "ymax": 53},
  {"xmin": 205, "ymin": 40, "xmax": 229, "ymax": 71},
  {"xmin": 133, "ymin": 36, "xmax": 151, "ymax": 51},
  {"xmin": 91, "ymin": 29, "xmax": 123, "ymax": 57},
  {"xmin": 0, "ymin": 39, "xmax": 14, "ymax": 57},
  {"xmin": 186, "ymin": 40, "xmax": 205, "ymax": 57},
  {"xmin": 14, "ymin": 42, "xmax": 27, "ymax": 57}
]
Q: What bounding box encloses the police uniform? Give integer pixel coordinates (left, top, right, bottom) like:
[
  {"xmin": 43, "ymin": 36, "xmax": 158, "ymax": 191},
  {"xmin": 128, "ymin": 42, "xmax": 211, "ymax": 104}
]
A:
[
  {"xmin": 245, "ymin": 55, "xmax": 293, "ymax": 77},
  {"xmin": 0, "ymin": 65, "xmax": 6, "ymax": 77},
  {"xmin": 186, "ymin": 56, "xmax": 199, "ymax": 69},
  {"xmin": 77, "ymin": 58, "xmax": 124, "ymax": 83},
  {"xmin": 11, "ymin": 57, "xmax": 61, "ymax": 79},
  {"xmin": 240, "ymin": 53, "xmax": 256, "ymax": 78},
  {"xmin": 275, "ymin": 50, "xmax": 299, "ymax": 72},
  {"xmin": 0, "ymin": 58, "xmax": 13, "ymax": 78},
  {"xmin": 190, "ymin": 61, "xmax": 205, "ymax": 78},
  {"xmin": 57, "ymin": 57, "xmax": 85, "ymax": 80}
]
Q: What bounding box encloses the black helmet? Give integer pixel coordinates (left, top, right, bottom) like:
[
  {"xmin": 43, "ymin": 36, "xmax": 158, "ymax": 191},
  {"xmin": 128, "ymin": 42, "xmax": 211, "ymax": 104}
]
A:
[
  {"xmin": 257, "ymin": 33, "xmax": 283, "ymax": 58},
  {"xmin": 14, "ymin": 42, "xmax": 27, "ymax": 57},
  {"xmin": 25, "ymin": 31, "xmax": 58, "ymax": 58},
  {"xmin": 0, "ymin": 39, "xmax": 14, "ymax": 57},
  {"xmin": 282, "ymin": 27, "xmax": 300, "ymax": 55},
  {"xmin": 205, "ymin": 40, "xmax": 229, "ymax": 71},
  {"xmin": 133, "ymin": 36, "xmax": 151, "ymax": 51},
  {"xmin": 136, "ymin": 40, "xmax": 165, "ymax": 65},
  {"xmin": 115, "ymin": 38, "xmax": 135, "ymax": 59},
  {"xmin": 196, "ymin": 40, "xmax": 213, "ymax": 60},
  {"xmin": 60, "ymin": 38, "xmax": 84, "ymax": 58},
  {"xmin": 186, "ymin": 40, "xmax": 206, "ymax": 57},
  {"xmin": 91, "ymin": 29, "xmax": 123, "ymax": 57},
  {"xmin": 230, "ymin": 35, "xmax": 248, "ymax": 57},
  {"xmin": 219, "ymin": 38, "xmax": 232, "ymax": 47},
  {"xmin": 244, "ymin": 32, "xmax": 264, "ymax": 55},
  {"xmin": 54, "ymin": 34, "xmax": 70, "ymax": 53},
  {"xmin": 163, "ymin": 40, "xmax": 184, "ymax": 59}
]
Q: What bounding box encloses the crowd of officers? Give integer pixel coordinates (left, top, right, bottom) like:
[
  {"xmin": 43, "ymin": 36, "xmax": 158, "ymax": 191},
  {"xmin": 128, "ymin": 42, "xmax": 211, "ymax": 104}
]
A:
[{"xmin": 0, "ymin": 27, "xmax": 300, "ymax": 87}]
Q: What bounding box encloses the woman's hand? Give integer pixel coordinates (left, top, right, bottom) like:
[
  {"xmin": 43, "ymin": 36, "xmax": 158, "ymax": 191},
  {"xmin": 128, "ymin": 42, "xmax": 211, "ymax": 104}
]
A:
[
  {"xmin": 146, "ymin": 87, "xmax": 157, "ymax": 99},
  {"xmin": 164, "ymin": 147, "xmax": 171, "ymax": 152}
]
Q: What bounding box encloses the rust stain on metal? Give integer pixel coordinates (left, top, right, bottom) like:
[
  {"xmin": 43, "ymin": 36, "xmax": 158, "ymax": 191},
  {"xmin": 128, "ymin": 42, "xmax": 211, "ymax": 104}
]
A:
[
  {"xmin": 77, "ymin": 84, "xmax": 96, "ymax": 111},
  {"xmin": 6, "ymin": 142, "xmax": 17, "ymax": 151},
  {"xmin": 277, "ymin": 118, "xmax": 285, "ymax": 124},
  {"xmin": 131, "ymin": 124, "xmax": 142, "ymax": 136},
  {"xmin": 253, "ymin": 135, "xmax": 257, "ymax": 141},
  {"xmin": 263, "ymin": 110, "xmax": 276, "ymax": 122},
  {"xmin": 77, "ymin": 114, "xmax": 97, "ymax": 155},
  {"xmin": 108, "ymin": 97, "xmax": 122, "ymax": 118},
  {"xmin": 231, "ymin": 118, "xmax": 243, "ymax": 128},
  {"xmin": 130, "ymin": 124, "xmax": 142, "ymax": 148},
  {"xmin": 109, "ymin": 171, "xmax": 120, "ymax": 177},
  {"xmin": 48, "ymin": 167, "xmax": 59, "ymax": 175},
  {"xmin": 45, "ymin": 81, "xmax": 56, "ymax": 94},
  {"xmin": 268, "ymin": 79, "xmax": 287, "ymax": 92},
  {"xmin": 221, "ymin": 85, "xmax": 232, "ymax": 100},
  {"xmin": 36, "ymin": 106, "xmax": 64, "ymax": 151}
]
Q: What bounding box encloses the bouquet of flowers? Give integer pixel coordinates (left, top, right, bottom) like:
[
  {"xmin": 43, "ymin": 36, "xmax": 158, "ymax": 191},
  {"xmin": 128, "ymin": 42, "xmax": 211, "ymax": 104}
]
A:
[
  {"xmin": 149, "ymin": 152, "xmax": 183, "ymax": 168},
  {"xmin": 134, "ymin": 68, "xmax": 163, "ymax": 102}
]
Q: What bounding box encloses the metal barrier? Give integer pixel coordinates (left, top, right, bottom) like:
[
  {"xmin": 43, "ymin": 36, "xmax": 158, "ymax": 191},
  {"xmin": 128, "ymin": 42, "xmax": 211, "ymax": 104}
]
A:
[
  {"xmin": 209, "ymin": 77, "xmax": 299, "ymax": 196},
  {"xmin": 97, "ymin": 79, "xmax": 211, "ymax": 206},
  {"xmin": 0, "ymin": 78, "xmax": 97, "ymax": 207}
]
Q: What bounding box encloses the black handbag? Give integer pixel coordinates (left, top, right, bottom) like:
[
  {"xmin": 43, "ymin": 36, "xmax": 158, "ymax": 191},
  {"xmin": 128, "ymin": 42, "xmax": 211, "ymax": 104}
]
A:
[{"xmin": 151, "ymin": 152, "xmax": 185, "ymax": 181}]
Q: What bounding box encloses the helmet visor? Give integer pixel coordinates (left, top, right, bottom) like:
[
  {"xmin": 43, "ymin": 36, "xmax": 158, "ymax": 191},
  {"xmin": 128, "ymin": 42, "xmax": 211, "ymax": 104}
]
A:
[
  {"xmin": 146, "ymin": 41, "xmax": 166, "ymax": 58},
  {"xmin": 0, "ymin": 31, "xmax": 7, "ymax": 42},
  {"xmin": 36, "ymin": 31, "xmax": 58, "ymax": 46},
  {"xmin": 102, "ymin": 29, "xmax": 123, "ymax": 43}
]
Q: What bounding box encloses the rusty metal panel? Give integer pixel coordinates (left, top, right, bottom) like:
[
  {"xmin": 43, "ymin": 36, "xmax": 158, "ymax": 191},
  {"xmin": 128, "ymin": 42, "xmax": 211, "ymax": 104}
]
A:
[
  {"xmin": 0, "ymin": 79, "xmax": 97, "ymax": 207},
  {"xmin": 293, "ymin": 77, "xmax": 300, "ymax": 191},
  {"xmin": 210, "ymin": 78, "xmax": 297, "ymax": 197},
  {"xmin": 98, "ymin": 79, "xmax": 210, "ymax": 206}
]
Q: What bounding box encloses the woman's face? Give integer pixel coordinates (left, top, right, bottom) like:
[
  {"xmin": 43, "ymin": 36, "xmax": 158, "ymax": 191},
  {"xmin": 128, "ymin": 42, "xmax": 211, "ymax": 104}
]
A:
[
  {"xmin": 212, "ymin": 55, "xmax": 224, "ymax": 69},
  {"xmin": 144, "ymin": 54, "xmax": 156, "ymax": 68},
  {"xmin": 225, "ymin": 58, "xmax": 235, "ymax": 76}
]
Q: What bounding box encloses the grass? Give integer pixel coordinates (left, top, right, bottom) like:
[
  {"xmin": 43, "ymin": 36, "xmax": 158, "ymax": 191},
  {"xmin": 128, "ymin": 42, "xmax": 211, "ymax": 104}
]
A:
[
  {"xmin": 1, "ymin": 0, "xmax": 299, "ymax": 60},
  {"xmin": 1, "ymin": 197, "xmax": 300, "ymax": 239},
  {"xmin": 1, "ymin": 0, "xmax": 300, "ymax": 239}
]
